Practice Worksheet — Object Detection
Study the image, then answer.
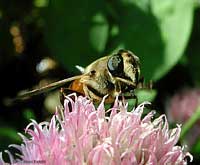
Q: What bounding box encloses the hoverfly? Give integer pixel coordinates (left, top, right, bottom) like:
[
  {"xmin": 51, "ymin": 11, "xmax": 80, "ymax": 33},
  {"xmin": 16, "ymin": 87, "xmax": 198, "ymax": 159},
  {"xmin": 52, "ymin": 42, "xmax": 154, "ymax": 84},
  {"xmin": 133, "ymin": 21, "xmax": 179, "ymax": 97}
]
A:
[{"xmin": 16, "ymin": 49, "xmax": 142, "ymax": 104}]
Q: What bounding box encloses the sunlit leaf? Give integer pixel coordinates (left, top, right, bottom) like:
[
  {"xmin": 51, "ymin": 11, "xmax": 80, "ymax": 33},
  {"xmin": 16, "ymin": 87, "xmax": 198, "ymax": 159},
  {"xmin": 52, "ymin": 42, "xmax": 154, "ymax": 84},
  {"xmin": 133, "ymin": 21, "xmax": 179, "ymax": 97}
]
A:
[
  {"xmin": 108, "ymin": 0, "xmax": 194, "ymax": 81},
  {"xmin": 34, "ymin": 0, "xmax": 49, "ymax": 7},
  {"xmin": 127, "ymin": 89, "xmax": 157, "ymax": 110},
  {"xmin": 136, "ymin": 89, "xmax": 157, "ymax": 103}
]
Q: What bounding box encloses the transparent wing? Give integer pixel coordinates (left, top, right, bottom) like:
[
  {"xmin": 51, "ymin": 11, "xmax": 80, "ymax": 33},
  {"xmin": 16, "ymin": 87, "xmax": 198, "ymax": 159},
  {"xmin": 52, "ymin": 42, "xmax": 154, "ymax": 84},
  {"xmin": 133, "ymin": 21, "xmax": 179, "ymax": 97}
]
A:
[{"xmin": 17, "ymin": 75, "xmax": 83, "ymax": 99}]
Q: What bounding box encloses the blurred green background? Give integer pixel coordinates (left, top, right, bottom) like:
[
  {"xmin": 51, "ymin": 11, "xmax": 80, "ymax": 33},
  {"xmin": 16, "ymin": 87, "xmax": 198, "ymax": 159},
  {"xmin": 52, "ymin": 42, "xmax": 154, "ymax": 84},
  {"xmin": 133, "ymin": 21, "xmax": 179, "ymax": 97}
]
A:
[{"xmin": 0, "ymin": 0, "xmax": 200, "ymax": 163}]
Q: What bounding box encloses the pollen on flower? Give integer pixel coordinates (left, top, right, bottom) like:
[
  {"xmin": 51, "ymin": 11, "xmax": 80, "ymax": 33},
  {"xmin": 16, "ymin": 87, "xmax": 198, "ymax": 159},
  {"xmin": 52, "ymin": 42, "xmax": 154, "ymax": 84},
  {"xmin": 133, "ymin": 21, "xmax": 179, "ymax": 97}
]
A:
[{"xmin": 0, "ymin": 93, "xmax": 192, "ymax": 164}]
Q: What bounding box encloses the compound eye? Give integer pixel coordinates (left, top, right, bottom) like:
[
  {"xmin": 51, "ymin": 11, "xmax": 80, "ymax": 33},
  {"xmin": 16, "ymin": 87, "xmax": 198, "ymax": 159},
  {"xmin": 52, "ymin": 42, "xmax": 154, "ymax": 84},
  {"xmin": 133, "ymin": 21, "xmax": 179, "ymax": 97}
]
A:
[{"xmin": 107, "ymin": 54, "xmax": 124, "ymax": 76}]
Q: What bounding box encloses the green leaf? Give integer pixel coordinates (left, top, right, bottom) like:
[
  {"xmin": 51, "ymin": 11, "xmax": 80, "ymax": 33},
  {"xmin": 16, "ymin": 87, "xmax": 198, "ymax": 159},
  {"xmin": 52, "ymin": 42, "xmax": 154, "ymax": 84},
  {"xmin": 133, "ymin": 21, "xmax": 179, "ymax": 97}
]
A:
[
  {"xmin": 136, "ymin": 89, "xmax": 157, "ymax": 103},
  {"xmin": 109, "ymin": 0, "xmax": 194, "ymax": 81},
  {"xmin": 43, "ymin": 1, "xmax": 109, "ymax": 73},
  {"xmin": 34, "ymin": 0, "xmax": 49, "ymax": 7},
  {"xmin": 192, "ymin": 138, "xmax": 200, "ymax": 154},
  {"xmin": 127, "ymin": 89, "xmax": 157, "ymax": 110},
  {"xmin": 42, "ymin": 0, "xmax": 194, "ymax": 81},
  {"xmin": 0, "ymin": 127, "xmax": 20, "ymax": 142}
]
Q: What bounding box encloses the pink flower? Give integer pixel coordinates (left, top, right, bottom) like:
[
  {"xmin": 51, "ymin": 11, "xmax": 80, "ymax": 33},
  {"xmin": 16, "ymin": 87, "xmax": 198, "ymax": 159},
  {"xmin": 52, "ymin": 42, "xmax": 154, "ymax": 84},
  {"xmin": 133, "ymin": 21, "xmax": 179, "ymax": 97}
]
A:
[
  {"xmin": 167, "ymin": 88, "xmax": 200, "ymax": 146},
  {"xmin": 1, "ymin": 94, "xmax": 192, "ymax": 164},
  {"xmin": 167, "ymin": 88, "xmax": 200, "ymax": 123}
]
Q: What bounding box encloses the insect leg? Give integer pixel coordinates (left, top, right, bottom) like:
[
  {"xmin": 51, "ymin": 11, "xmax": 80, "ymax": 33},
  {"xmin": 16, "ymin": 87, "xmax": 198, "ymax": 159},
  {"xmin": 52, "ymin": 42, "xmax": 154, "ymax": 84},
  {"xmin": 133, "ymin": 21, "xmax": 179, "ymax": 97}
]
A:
[
  {"xmin": 82, "ymin": 84, "xmax": 103, "ymax": 103},
  {"xmin": 118, "ymin": 92, "xmax": 138, "ymax": 108},
  {"xmin": 60, "ymin": 87, "xmax": 84, "ymax": 106},
  {"xmin": 115, "ymin": 77, "xmax": 136, "ymax": 87},
  {"xmin": 137, "ymin": 76, "xmax": 153, "ymax": 89}
]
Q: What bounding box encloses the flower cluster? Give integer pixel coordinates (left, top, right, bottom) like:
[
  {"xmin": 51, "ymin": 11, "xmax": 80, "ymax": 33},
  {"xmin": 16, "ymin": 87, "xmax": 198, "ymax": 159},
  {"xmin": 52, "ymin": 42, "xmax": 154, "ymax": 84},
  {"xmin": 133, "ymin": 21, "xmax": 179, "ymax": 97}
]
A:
[{"xmin": 1, "ymin": 94, "xmax": 192, "ymax": 164}]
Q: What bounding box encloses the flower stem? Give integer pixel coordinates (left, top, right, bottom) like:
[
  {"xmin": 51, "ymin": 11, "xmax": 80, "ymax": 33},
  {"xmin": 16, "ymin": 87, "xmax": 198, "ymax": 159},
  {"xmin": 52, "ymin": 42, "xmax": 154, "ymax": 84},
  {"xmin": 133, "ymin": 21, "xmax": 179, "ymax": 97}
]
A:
[{"xmin": 180, "ymin": 106, "xmax": 200, "ymax": 140}]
